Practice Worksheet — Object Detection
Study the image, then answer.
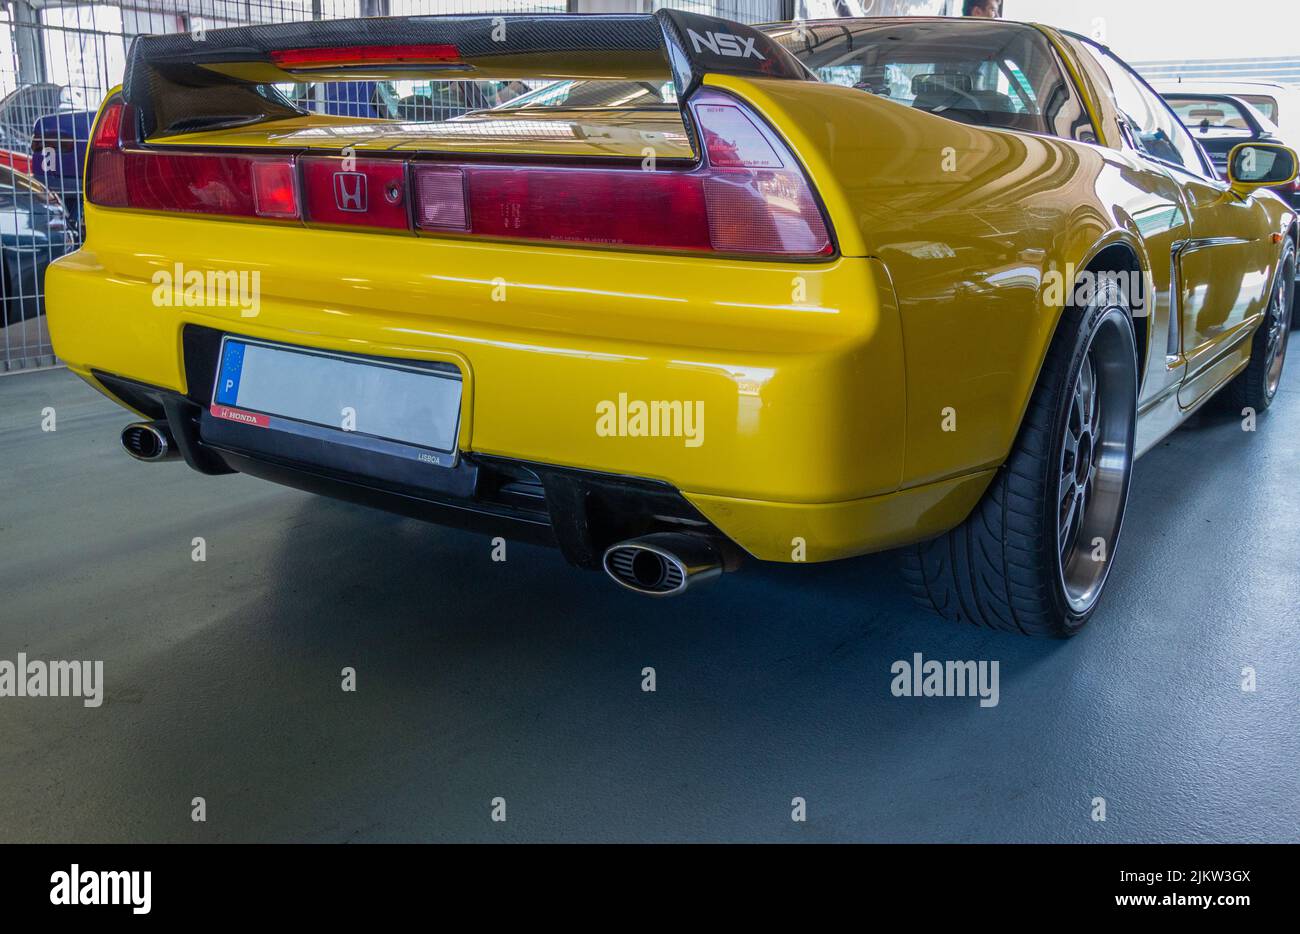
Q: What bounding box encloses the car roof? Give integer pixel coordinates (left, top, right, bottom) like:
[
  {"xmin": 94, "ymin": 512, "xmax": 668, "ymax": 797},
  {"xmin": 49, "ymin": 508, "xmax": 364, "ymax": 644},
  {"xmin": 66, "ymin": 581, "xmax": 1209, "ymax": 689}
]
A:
[{"xmin": 1150, "ymin": 80, "xmax": 1292, "ymax": 94}]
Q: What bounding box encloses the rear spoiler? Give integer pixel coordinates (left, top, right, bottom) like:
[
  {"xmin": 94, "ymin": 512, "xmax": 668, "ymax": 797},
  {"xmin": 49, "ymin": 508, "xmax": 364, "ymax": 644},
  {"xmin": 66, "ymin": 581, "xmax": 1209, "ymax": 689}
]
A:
[{"xmin": 122, "ymin": 11, "xmax": 809, "ymax": 139}]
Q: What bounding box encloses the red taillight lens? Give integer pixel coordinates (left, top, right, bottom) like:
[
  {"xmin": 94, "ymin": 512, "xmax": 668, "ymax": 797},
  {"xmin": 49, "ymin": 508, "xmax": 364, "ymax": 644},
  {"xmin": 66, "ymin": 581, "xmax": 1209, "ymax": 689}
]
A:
[
  {"xmin": 87, "ymin": 101, "xmax": 129, "ymax": 207},
  {"xmin": 457, "ymin": 167, "xmax": 712, "ymax": 250},
  {"xmin": 271, "ymin": 43, "xmax": 460, "ymax": 69},
  {"xmin": 252, "ymin": 160, "xmax": 300, "ymax": 218},
  {"xmin": 91, "ymin": 100, "xmax": 124, "ymax": 150},
  {"xmin": 90, "ymin": 150, "xmax": 299, "ymax": 219},
  {"xmin": 128, "ymin": 153, "xmax": 257, "ymax": 214}
]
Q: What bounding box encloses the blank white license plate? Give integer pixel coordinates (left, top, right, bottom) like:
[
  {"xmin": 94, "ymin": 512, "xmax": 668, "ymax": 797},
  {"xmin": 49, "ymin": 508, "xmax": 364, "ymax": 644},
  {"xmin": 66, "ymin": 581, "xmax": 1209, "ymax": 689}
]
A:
[{"xmin": 210, "ymin": 337, "xmax": 461, "ymax": 465}]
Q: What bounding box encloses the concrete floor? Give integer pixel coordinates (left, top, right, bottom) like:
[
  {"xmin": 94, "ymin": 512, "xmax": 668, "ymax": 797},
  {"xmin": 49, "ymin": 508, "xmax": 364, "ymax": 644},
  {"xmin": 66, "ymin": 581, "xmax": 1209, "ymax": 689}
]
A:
[{"xmin": 1, "ymin": 366, "xmax": 1297, "ymax": 843}]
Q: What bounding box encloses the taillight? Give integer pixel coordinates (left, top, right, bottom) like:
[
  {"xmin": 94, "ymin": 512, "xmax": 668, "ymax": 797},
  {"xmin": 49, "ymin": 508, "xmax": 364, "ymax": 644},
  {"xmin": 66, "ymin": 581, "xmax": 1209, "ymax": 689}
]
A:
[
  {"xmin": 692, "ymin": 90, "xmax": 831, "ymax": 255},
  {"xmin": 91, "ymin": 100, "xmax": 124, "ymax": 150},
  {"xmin": 85, "ymin": 90, "xmax": 834, "ymax": 258},
  {"xmin": 414, "ymin": 164, "xmax": 713, "ymax": 251},
  {"xmin": 406, "ymin": 89, "xmax": 832, "ymax": 258},
  {"xmin": 86, "ymin": 100, "xmax": 129, "ymax": 207},
  {"xmin": 251, "ymin": 161, "xmax": 300, "ymax": 218},
  {"xmin": 91, "ymin": 148, "xmax": 299, "ymax": 219},
  {"xmin": 88, "ymin": 98, "xmax": 299, "ymax": 220}
]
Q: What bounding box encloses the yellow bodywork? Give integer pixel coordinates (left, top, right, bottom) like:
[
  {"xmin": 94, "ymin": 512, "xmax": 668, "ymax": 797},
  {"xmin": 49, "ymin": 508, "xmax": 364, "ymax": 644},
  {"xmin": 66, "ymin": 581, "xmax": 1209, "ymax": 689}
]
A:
[{"xmin": 45, "ymin": 26, "xmax": 1297, "ymax": 563}]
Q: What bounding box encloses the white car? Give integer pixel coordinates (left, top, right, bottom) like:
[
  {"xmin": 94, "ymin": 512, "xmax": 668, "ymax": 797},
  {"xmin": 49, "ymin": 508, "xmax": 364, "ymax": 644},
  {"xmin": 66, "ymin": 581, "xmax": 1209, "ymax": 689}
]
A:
[{"xmin": 1151, "ymin": 80, "xmax": 1300, "ymax": 143}]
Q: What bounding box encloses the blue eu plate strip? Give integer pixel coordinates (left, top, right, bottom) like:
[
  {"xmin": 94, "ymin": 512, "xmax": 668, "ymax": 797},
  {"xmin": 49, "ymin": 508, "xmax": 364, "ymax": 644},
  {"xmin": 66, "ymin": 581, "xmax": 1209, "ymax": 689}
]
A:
[{"xmin": 215, "ymin": 341, "xmax": 246, "ymax": 405}]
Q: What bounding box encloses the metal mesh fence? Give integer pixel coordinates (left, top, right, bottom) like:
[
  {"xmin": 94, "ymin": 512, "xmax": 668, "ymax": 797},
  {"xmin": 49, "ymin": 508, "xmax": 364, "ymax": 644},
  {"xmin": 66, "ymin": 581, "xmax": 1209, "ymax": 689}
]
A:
[{"xmin": 0, "ymin": 0, "xmax": 785, "ymax": 371}]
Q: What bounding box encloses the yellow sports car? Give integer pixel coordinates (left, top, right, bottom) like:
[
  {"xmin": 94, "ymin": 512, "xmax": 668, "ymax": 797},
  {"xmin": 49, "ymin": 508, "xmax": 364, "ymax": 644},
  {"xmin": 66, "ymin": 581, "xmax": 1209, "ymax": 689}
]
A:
[{"xmin": 47, "ymin": 13, "xmax": 1296, "ymax": 636}]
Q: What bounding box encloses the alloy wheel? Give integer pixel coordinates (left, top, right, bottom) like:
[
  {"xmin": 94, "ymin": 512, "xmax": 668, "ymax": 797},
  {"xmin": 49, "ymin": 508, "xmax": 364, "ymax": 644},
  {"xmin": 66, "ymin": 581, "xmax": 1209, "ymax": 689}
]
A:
[
  {"xmin": 1264, "ymin": 258, "xmax": 1294, "ymax": 399},
  {"xmin": 1056, "ymin": 310, "xmax": 1137, "ymax": 615}
]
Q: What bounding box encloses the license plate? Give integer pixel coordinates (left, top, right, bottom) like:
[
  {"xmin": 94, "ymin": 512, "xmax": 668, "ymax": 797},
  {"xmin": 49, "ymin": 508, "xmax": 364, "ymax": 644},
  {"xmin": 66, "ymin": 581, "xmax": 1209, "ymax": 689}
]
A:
[{"xmin": 210, "ymin": 337, "xmax": 462, "ymax": 467}]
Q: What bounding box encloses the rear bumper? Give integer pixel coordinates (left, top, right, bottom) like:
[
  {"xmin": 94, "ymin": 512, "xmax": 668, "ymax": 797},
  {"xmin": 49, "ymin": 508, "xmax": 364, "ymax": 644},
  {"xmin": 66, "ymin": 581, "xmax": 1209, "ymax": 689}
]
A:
[
  {"xmin": 91, "ymin": 369, "xmax": 732, "ymax": 569},
  {"xmin": 85, "ymin": 364, "xmax": 992, "ymax": 567},
  {"xmin": 48, "ymin": 211, "xmax": 993, "ymax": 561}
]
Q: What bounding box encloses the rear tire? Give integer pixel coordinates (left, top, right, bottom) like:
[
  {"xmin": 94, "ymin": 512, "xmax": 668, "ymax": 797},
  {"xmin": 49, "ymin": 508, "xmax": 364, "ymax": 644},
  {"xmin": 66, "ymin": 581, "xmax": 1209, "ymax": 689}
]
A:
[
  {"xmin": 901, "ymin": 277, "xmax": 1139, "ymax": 637},
  {"xmin": 1226, "ymin": 240, "xmax": 1294, "ymax": 413}
]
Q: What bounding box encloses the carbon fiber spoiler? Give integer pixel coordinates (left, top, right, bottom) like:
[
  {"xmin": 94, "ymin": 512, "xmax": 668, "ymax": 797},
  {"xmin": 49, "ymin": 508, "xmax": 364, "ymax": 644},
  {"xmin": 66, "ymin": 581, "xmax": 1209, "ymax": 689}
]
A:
[{"xmin": 122, "ymin": 11, "xmax": 808, "ymax": 139}]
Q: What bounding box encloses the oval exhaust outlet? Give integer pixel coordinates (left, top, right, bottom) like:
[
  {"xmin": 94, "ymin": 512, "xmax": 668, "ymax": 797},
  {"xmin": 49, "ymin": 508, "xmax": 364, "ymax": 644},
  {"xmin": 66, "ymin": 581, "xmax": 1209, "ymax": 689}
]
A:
[
  {"xmin": 121, "ymin": 421, "xmax": 178, "ymax": 462},
  {"xmin": 602, "ymin": 533, "xmax": 723, "ymax": 597}
]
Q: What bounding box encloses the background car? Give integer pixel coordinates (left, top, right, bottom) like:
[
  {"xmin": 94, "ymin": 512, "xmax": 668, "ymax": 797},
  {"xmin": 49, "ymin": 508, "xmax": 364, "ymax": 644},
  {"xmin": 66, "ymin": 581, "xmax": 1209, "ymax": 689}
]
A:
[
  {"xmin": 0, "ymin": 83, "xmax": 65, "ymax": 155},
  {"xmin": 0, "ymin": 149, "xmax": 32, "ymax": 174},
  {"xmin": 1, "ymin": 162, "xmax": 75, "ymax": 326},
  {"xmin": 1153, "ymin": 80, "xmax": 1300, "ymax": 143},
  {"xmin": 1162, "ymin": 91, "xmax": 1300, "ymax": 208},
  {"xmin": 29, "ymin": 109, "xmax": 94, "ymax": 238}
]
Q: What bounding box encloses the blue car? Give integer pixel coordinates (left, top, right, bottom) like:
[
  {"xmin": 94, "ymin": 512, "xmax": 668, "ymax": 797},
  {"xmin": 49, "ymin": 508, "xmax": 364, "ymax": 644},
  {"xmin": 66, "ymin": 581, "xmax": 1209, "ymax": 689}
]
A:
[
  {"xmin": 30, "ymin": 108, "xmax": 93, "ymax": 237},
  {"xmin": 1, "ymin": 162, "xmax": 75, "ymax": 325}
]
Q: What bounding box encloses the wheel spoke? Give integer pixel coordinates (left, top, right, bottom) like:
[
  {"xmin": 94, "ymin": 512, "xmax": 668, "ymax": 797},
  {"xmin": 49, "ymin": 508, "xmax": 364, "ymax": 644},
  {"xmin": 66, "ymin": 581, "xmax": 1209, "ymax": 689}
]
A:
[
  {"xmin": 1061, "ymin": 429, "xmax": 1079, "ymax": 487},
  {"xmin": 1074, "ymin": 358, "xmax": 1095, "ymax": 434},
  {"xmin": 1088, "ymin": 360, "xmax": 1101, "ymax": 432},
  {"xmin": 1059, "ymin": 487, "xmax": 1079, "ymax": 557}
]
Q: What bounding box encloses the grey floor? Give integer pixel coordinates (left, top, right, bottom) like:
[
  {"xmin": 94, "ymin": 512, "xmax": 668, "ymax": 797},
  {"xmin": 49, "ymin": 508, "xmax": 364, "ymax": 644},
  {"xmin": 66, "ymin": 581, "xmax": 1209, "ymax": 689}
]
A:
[{"xmin": 1, "ymin": 365, "xmax": 1297, "ymax": 843}]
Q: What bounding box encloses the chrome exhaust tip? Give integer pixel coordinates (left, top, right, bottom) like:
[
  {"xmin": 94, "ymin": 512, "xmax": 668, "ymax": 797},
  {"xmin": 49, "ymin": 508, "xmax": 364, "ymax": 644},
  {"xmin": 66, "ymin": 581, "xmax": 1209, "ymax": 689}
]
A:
[
  {"xmin": 602, "ymin": 533, "xmax": 723, "ymax": 596},
  {"xmin": 121, "ymin": 421, "xmax": 178, "ymax": 462}
]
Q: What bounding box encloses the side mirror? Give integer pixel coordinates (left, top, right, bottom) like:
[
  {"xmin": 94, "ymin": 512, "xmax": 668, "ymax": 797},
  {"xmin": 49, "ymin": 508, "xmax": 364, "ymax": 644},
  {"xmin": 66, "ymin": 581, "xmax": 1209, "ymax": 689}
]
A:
[{"xmin": 1226, "ymin": 141, "xmax": 1299, "ymax": 194}]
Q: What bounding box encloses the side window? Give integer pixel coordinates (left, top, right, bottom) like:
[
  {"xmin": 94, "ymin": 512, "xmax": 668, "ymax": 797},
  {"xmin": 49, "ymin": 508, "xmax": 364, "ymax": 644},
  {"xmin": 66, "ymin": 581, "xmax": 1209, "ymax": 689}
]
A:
[{"xmin": 1078, "ymin": 42, "xmax": 1206, "ymax": 174}]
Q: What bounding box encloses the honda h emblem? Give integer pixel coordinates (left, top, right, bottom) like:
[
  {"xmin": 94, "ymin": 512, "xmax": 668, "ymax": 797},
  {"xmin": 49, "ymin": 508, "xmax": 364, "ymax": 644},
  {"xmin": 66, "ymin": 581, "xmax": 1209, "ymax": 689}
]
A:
[{"xmin": 334, "ymin": 172, "xmax": 367, "ymax": 212}]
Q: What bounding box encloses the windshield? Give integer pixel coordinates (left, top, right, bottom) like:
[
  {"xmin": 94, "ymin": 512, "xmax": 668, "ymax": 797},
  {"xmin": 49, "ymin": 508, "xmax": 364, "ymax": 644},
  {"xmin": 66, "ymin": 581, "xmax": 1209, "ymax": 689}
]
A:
[
  {"xmin": 1165, "ymin": 96, "xmax": 1256, "ymax": 139},
  {"xmin": 1166, "ymin": 95, "xmax": 1281, "ymax": 140},
  {"xmin": 764, "ymin": 19, "xmax": 1093, "ymax": 141}
]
